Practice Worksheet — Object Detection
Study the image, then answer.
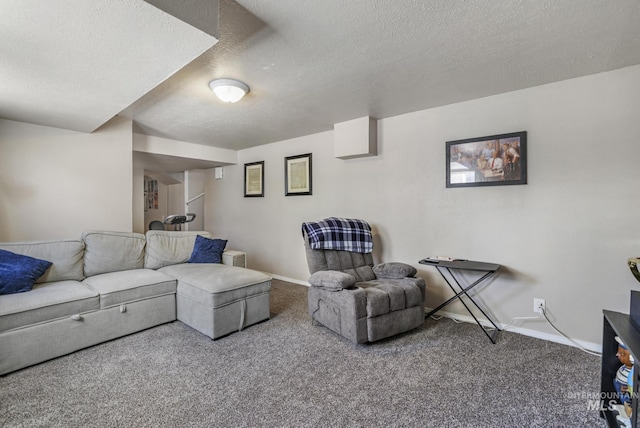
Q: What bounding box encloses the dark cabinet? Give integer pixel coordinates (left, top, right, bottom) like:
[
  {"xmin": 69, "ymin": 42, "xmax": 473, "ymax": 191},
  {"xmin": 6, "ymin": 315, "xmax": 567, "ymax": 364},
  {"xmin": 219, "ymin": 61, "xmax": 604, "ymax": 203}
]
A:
[{"xmin": 601, "ymin": 310, "xmax": 640, "ymax": 427}]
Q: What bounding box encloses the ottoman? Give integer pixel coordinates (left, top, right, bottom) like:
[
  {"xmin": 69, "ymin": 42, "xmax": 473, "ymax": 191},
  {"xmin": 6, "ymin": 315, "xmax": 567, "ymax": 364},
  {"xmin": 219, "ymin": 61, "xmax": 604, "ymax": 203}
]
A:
[{"xmin": 159, "ymin": 263, "xmax": 271, "ymax": 339}]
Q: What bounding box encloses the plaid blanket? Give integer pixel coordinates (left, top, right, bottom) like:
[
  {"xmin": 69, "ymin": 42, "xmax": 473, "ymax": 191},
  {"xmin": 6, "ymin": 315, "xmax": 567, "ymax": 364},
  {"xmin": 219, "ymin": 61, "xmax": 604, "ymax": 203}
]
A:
[{"xmin": 301, "ymin": 217, "xmax": 373, "ymax": 253}]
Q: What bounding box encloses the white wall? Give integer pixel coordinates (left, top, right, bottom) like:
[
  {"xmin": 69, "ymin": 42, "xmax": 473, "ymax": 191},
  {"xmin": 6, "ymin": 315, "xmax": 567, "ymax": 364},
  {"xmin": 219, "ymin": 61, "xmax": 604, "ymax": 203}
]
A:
[
  {"xmin": 185, "ymin": 170, "xmax": 206, "ymax": 231},
  {"xmin": 133, "ymin": 133, "xmax": 237, "ymax": 165},
  {"xmin": 167, "ymin": 179, "xmax": 185, "ymax": 221},
  {"xmin": 206, "ymin": 65, "xmax": 640, "ymax": 346},
  {"xmin": 0, "ymin": 116, "xmax": 133, "ymax": 240}
]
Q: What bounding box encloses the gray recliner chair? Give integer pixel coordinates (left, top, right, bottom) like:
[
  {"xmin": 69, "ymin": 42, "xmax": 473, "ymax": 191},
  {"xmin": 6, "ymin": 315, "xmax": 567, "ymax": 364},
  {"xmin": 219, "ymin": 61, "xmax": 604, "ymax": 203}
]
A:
[{"xmin": 303, "ymin": 218, "xmax": 426, "ymax": 344}]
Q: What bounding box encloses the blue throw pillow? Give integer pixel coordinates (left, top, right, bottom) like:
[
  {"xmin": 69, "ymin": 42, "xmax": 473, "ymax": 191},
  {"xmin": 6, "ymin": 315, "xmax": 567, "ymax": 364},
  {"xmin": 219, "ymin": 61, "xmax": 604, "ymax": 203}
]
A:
[
  {"xmin": 0, "ymin": 249, "xmax": 52, "ymax": 295},
  {"xmin": 188, "ymin": 235, "xmax": 227, "ymax": 264}
]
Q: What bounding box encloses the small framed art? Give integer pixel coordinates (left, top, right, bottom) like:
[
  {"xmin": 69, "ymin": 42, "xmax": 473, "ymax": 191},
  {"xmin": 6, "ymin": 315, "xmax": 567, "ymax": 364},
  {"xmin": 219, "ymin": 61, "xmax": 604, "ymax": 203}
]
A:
[
  {"xmin": 244, "ymin": 161, "xmax": 264, "ymax": 197},
  {"xmin": 284, "ymin": 153, "xmax": 312, "ymax": 196},
  {"xmin": 446, "ymin": 131, "xmax": 527, "ymax": 188}
]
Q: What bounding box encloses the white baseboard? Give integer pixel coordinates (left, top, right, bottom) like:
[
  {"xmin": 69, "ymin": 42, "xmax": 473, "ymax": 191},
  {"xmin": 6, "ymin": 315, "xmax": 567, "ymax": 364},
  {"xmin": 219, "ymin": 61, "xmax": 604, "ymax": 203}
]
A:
[
  {"xmin": 266, "ymin": 273, "xmax": 310, "ymax": 287},
  {"xmin": 426, "ymin": 307, "xmax": 602, "ymax": 354}
]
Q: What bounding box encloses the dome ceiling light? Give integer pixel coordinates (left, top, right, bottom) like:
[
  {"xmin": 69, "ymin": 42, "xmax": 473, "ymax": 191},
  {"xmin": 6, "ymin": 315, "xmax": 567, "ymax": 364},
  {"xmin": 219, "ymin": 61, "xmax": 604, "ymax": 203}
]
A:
[{"xmin": 208, "ymin": 78, "xmax": 249, "ymax": 103}]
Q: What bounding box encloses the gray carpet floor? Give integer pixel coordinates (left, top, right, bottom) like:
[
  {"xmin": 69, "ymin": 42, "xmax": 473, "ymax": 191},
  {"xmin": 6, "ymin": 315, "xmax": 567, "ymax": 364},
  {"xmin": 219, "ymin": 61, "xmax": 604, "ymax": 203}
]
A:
[{"xmin": 1, "ymin": 280, "xmax": 605, "ymax": 427}]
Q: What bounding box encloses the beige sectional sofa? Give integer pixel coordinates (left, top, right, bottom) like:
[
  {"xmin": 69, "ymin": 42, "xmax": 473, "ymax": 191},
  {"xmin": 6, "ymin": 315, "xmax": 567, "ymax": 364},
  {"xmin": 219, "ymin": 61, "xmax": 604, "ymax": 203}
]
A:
[{"xmin": 0, "ymin": 230, "xmax": 271, "ymax": 375}]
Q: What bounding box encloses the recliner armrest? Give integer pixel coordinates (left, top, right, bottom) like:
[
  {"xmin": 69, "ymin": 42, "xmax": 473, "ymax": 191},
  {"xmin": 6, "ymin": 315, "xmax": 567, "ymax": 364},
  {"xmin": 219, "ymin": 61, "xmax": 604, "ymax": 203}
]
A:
[
  {"xmin": 373, "ymin": 262, "xmax": 417, "ymax": 279},
  {"xmin": 309, "ymin": 270, "xmax": 357, "ymax": 291}
]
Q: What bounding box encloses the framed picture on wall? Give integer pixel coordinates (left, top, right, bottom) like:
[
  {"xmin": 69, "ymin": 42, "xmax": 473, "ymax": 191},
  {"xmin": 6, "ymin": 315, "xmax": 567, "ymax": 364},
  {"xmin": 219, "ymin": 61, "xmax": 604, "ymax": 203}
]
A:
[
  {"xmin": 244, "ymin": 161, "xmax": 264, "ymax": 197},
  {"xmin": 146, "ymin": 179, "xmax": 158, "ymax": 208},
  {"xmin": 446, "ymin": 131, "xmax": 527, "ymax": 188},
  {"xmin": 284, "ymin": 153, "xmax": 312, "ymax": 196}
]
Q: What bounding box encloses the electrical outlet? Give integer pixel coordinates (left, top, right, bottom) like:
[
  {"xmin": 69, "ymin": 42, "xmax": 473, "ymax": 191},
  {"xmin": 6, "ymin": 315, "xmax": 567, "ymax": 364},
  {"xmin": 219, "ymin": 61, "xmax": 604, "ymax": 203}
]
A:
[{"xmin": 533, "ymin": 298, "xmax": 546, "ymax": 313}]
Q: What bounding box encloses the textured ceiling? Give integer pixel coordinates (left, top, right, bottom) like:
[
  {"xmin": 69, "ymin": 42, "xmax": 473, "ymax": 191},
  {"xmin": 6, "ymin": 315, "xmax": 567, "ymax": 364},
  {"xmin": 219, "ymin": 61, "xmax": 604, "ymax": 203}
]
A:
[
  {"xmin": 0, "ymin": 0, "xmax": 217, "ymax": 132},
  {"xmin": 122, "ymin": 0, "xmax": 640, "ymax": 150},
  {"xmin": 3, "ymin": 0, "xmax": 640, "ymax": 153}
]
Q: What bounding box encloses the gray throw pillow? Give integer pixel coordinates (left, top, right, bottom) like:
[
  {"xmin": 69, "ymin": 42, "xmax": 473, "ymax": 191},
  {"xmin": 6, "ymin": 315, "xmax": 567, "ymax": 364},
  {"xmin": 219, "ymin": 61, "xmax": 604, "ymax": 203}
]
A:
[{"xmin": 373, "ymin": 262, "xmax": 417, "ymax": 279}]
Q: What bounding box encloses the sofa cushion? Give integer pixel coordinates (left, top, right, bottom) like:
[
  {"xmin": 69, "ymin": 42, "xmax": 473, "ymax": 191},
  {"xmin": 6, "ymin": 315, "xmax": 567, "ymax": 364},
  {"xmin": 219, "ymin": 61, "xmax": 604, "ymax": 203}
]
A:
[
  {"xmin": 0, "ymin": 280, "xmax": 99, "ymax": 333},
  {"xmin": 0, "ymin": 240, "xmax": 84, "ymax": 283},
  {"xmin": 0, "ymin": 249, "xmax": 52, "ymax": 295},
  {"xmin": 359, "ymin": 279, "xmax": 424, "ymax": 318},
  {"xmin": 145, "ymin": 231, "xmax": 213, "ymax": 269},
  {"xmin": 188, "ymin": 235, "xmax": 227, "ymax": 264},
  {"xmin": 82, "ymin": 269, "xmax": 177, "ymax": 308},
  {"xmin": 160, "ymin": 264, "xmax": 271, "ymax": 308},
  {"xmin": 363, "ymin": 286, "xmax": 391, "ymax": 317},
  {"xmin": 82, "ymin": 230, "xmax": 146, "ymax": 277}
]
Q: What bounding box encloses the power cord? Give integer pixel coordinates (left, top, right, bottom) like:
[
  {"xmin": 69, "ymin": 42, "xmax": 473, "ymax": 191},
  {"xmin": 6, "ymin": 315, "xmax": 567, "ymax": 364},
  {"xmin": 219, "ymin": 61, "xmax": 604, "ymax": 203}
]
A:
[
  {"xmin": 428, "ymin": 314, "xmax": 467, "ymax": 324},
  {"xmin": 503, "ymin": 312, "xmax": 544, "ymax": 328},
  {"xmin": 429, "ymin": 302, "xmax": 601, "ymax": 356},
  {"xmin": 539, "ymin": 305, "xmax": 601, "ymax": 357},
  {"xmin": 504, "ymin": 302, "xmax": 600, "ymax": 357},
  {"xmin": 450, "ymin": 301, "xmax": 603, "ymax": 357}
]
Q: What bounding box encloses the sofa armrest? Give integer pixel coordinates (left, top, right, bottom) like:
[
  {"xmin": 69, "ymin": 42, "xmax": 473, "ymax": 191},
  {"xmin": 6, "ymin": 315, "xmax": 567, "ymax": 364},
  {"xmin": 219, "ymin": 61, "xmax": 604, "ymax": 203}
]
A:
[
  {"xmin": 373, "ymin": 262, "xmax": 417, "ymax": 279},
  {"xmin": 309, "ymin": 270, "xmax": 357, "ymax": 291},
  {"xmin": 222, "ymin": 250, "xmax": 246, "ymax": 268}
]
